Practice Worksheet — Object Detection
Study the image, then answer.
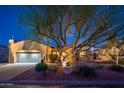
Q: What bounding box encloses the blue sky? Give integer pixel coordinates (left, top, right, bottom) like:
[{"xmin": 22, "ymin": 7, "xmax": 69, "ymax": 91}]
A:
[
  {"xmin": 0, "ymin": 6, "xmax": 26, "ymax": 46},
  {"xmin": 0, "ymin": 5, "xmax": 124, "ymax": 47}
]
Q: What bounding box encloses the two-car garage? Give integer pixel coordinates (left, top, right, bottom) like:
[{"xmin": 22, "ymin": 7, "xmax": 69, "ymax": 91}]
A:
[
  {"xmin": 16, "ymin": 52, "xmax": 42, "ymax": 63},
  {"xmin": 8, "ymin": 39, "xmax": 50, "ymax": 64}
]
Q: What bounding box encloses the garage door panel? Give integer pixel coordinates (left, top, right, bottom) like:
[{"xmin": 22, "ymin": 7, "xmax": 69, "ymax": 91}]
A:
[{"xmin": 17, "ymin": 53, "xmax": 41, "ymax": 63}]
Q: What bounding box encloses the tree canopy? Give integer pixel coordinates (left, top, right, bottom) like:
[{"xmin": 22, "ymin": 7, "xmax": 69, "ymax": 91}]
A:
[{"xmin": 19, "ymin": 5, "xmax": 124, "ymax": 62}]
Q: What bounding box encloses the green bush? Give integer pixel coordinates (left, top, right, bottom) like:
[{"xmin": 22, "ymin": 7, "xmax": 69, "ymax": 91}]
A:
[
  {"xmin": 48, "ymin": 65, "xmax": 59, "ymax": 72},
  {"xmin": 74, "ymin": 65, "xmax": 96, "ymax": 77},
  {"xmin": 118, "ymin": 61, "xmax": 124, "ymax": 65},
  {"xmin": 108, "ymin": 65, "xmax": 124, "ymax": 72},
  {"xmin": 35, "ymin": 63, "xmax": 48, "ymax": 77},
  {"xmin": 49, "ymin": 54, "xmax": 58, "ymax": 63},
  {"xmin": 35, "ymin": 63, "xmax": 48, "ymax": 71}
]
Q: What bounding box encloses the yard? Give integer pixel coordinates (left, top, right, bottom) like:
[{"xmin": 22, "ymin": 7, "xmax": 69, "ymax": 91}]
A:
[
  {"xmin": 11, "ymin": 63, "xmax": 124, "ymax": 81},
  {"xmin": 0, "ymin": 62, "xmax": 121, "ymax": 87}
]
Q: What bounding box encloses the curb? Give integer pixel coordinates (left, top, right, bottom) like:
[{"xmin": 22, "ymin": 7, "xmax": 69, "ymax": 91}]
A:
[{"xmin": 0, "ymin": 80, "xmax": 124, "ymax": 87}]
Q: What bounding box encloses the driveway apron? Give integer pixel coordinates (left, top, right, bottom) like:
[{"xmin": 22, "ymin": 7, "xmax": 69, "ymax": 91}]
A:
[{"xmin": 0, "ymin": 63, "xmax": 35, "ymax": 81}]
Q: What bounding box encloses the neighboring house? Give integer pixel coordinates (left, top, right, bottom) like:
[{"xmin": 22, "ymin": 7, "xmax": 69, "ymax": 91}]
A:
[
  {"xmin": 97, "ymin": 45, "xmax": 124, "ymax": 62},
  {"xmin": 0, "ymin": 45, "xmax": 8, "ymax": 63}
]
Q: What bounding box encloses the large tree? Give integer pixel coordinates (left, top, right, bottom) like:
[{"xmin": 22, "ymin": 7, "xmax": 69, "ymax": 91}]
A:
[{"xmin": 19, "ymin": 6, "xmax": 124, "ymax": 66}]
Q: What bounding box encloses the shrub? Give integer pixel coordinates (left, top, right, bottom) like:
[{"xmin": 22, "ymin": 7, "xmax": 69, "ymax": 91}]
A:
[
  {"xmin": 91, "ymin": 64, "xmax": 104, "ymax": 69},
  {"xmin": 35, "ymin": 63, "xmax": 48, "ymax": 77},
  {"xmin": 35, "ymin": 63, "xmax": 48, "ymax": 71},
  {"xmin": 108, "ymin": 65, "xmax": 124, "ymax": 72},
  {"xmin": 74, "ymin": 65, "xmax": 96, "ymax": 77},
  {"xmin": 48, "ymin": 64, "xmax": 59, "ymax": 72},
  {"xmin": 71, "ymin": 61, "xmax": 79, "ymax": 67},
  {"xmin": 66, "ymin": 62, "xmax": 71, "ymax": 66},
  {"xmin": 118, "ymin": 61, "xmax": 124, "ymax": 65},
  {"xmin": 49, "ymin": 54, "xmax": 58, "ymax": 63}
]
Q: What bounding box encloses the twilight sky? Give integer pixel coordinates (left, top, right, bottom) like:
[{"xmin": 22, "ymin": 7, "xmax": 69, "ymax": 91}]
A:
[
  {"xmin": 0, "ymin": 6, "xmax": 26, "ymax": 46},
  {"xmin": 0, "ymin": 5, "xmax": 124, "ymax": 47}
]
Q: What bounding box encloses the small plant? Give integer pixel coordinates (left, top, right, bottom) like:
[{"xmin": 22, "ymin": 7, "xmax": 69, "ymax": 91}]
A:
[
  {"xmin": 108, "ymin": 64, "xmax": 124, "ymax": 72},
  {"xmin": 48, "ymin": 65, "xmax": 59, "ymax": 72},
  {"xmin": 71, "ymin": 61, "xmax": 79, "ymax": 67},
  {"xmin": 74, "ymin": 65, "xmax": 96, "ymax": 77},
  {"xmin": 35, "ymin": 62, "xmax": 48, "ymax": 77},
  {"xmin": 49, "ymin": 53, "xmax": 58, "ymax": 63},
  {"xmin": 66, "ymin": 62, "xmax": 71, "ymax": 66}
]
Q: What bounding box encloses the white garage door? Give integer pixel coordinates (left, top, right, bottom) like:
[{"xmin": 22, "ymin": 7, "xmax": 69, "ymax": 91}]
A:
[{"xmin": 17, "ymin": 53, "xmax": 41, "ymax": 63}]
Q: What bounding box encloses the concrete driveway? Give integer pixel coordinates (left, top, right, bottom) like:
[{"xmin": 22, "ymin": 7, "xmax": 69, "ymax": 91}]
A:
[{"xmin": 0, "ymin": 63, "xmax": 35, "ymax": 81}]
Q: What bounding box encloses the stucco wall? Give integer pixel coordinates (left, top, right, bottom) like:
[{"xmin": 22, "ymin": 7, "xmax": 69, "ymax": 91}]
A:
[{"xmin": 9, "ymin": 40, "xmax": 52, "ymax": 63}]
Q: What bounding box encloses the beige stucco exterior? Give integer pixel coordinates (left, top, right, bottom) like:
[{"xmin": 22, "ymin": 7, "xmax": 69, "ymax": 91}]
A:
[
  {"xmin": 8, "ymin": 39, "xmax": 52, "ymax": 63},
  {"xmin": 9, "ymin": 39, "xmax": 115, "ymax": 64}
]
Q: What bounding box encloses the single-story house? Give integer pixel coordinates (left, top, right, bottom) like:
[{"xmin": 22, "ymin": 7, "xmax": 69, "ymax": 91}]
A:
[{"xmin": 8, "ymin": 38, "xmax": 95, "ymax": 64}]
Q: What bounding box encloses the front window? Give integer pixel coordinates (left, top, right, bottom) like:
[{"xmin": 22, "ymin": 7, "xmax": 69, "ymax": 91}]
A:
[{"xmin": 52, "ymin": 52, "xmax": 60, "ymax": 56}]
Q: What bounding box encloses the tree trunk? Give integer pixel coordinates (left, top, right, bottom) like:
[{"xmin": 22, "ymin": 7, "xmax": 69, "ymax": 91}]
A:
[
  {"xmin": 61, "ymin": 55, "xmax": 67, "ymax": 67},
  {"xmin": 116, "ymin": 56, "xmax": 119, "ymax": 64}
]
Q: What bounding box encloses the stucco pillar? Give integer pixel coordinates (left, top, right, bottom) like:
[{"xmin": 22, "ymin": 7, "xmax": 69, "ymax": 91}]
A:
[{"xmin": 8, "ymin": 37, "xmax": 14, "ymax": 64}]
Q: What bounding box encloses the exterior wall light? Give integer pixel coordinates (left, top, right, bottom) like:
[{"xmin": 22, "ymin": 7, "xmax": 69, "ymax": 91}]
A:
[{"xmin": 62, "ymin": 52, "xmax": 66, "ymax": 56}]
